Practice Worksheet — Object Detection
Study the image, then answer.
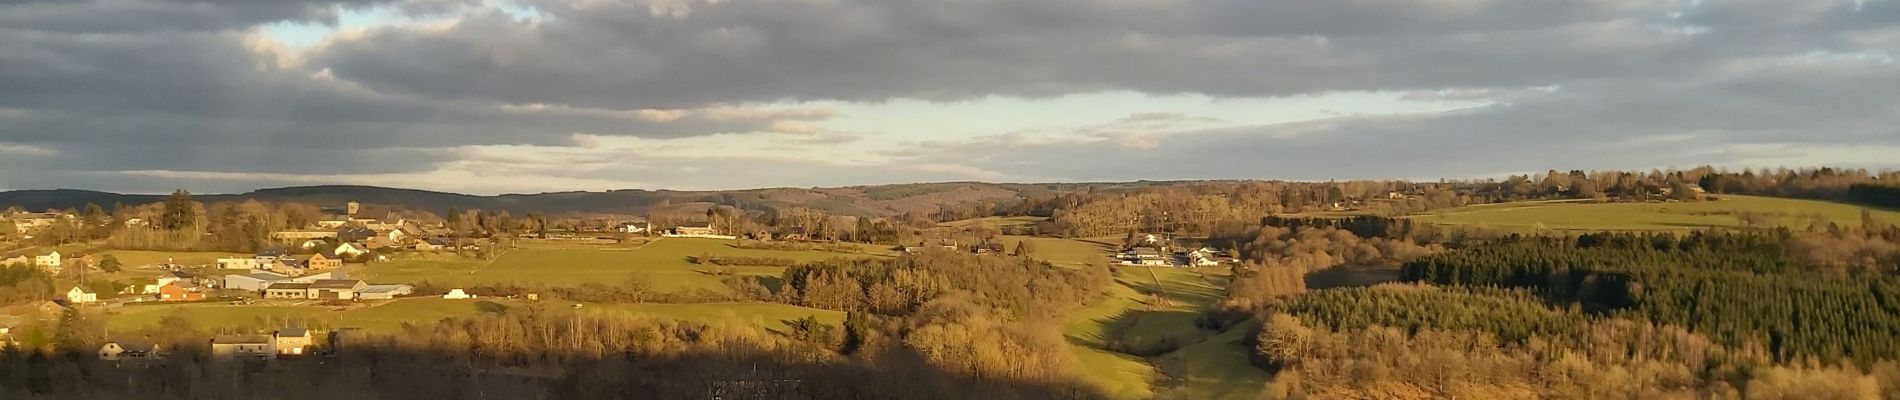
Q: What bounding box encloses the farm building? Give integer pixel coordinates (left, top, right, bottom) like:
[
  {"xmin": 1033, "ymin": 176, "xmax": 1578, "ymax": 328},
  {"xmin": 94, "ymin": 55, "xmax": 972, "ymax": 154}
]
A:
[
  {"xmin": 263, "ymin": 283, "xmax": 311, "ymax": 299},
  {"xmin": 216, "ymin": 256, "xmax": 259, "ymax": 270},
  {"xmin": 357, "ymin": 284, "xmax": 414, "ymax": 300},
  {"xmin": 442, "ymin": 289, "xmax": 474, "ymax": 299},
  {"xmin": 225, "ymin": 271, "xmax": 339, "ymax": 292},
  {"xmin": 307, "ymin": 280, "xmax": 367, "ymax": 300},
  {"xmin": 226, "ymin": 272, "xmax": 293, "ymax": 292}
]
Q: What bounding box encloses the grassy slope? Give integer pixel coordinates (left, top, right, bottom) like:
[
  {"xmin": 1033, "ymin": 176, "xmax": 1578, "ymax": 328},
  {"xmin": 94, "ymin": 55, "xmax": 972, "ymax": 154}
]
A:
[
  {"xmin": 1113, "ymin": 267, "xmax": 1227, "ymax": 351},
  {"xmin": 1151, "ymin": 318, "xmax": 1272, "ymax": 399},
  {"xmin": 1064, "ymin": 278, "xmax": 1160, "ymax": 399},
  {"xmin": 363, "ymin": 238, "xmax": 888, "ymax": 292},
  {"xmin": 1411, "ymin": 195, "xmax": 1900, "ymax": 232},
  {"xmin": 1000, "ymin": 235, "xmax": 1114, "ymax": 269}
]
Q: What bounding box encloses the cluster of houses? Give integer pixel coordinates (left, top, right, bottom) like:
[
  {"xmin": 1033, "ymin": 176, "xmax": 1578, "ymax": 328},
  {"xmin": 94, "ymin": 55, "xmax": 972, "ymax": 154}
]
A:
[
  {"xmin": 267, "ymin": 201, "xmax": 469, "ymax": 259},
  {"xmin": 113, "ymin": 271, "xmax": 214, "ymax": 302},
  {"xmin": 1, "ymin": 211, "xmax": 72, "ymax": 236},
  {"xmin": 1116, "ymin": 234, "xmax": 1237, "ymax": 267},
  {"xmin": 97, "ymin": 327, "xmax": 350, "ymax": 365},
  {"xmin": 218, "ymin": 249, "xmax": 344, "ymax": 278}
]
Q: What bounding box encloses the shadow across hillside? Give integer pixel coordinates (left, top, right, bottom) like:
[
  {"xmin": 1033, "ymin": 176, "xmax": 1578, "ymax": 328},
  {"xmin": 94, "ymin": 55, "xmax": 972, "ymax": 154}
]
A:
[{"xmin": 0, "ymin": 339, "xmax": 1106, "ymax": 400}]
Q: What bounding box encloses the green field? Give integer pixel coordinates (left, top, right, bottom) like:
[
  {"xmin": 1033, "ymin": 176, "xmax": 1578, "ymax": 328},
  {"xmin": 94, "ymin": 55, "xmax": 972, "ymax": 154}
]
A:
[
  {"xmin": 108, "ymin": 298, "xmax": 842, "ymax": 334},
  {"xmin": 363, "ymin": 237, "xmax": 887, "ymax": 292},
  {"xmin": 1108, "ymin": 266, "xmax": 1229, "ymax": 352},
  {"xmin": 95, "ymin": 250, "xmax": 248, "ymax": 267},
  {"xmin": 1410, "ymin": 195, "xmax": 1900, "ymax": 232},
  {"xmin": 1065, "ymin": 279, "xmax": 1160, "ymax": 399},
  {"xmin": 999, "ymin": 235, "xmax": 1114, "ymax": 269},
  {"xmin": 1151, "ymin": 318, "xmax": 1272, "ymax": 399}
]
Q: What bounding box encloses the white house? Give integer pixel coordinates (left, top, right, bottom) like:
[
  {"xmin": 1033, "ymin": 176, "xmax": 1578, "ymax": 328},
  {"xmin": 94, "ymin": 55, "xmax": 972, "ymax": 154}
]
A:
[
  {"xmin": 98, "ymin": 342, "xmax": 161, "ymax": 362},
  {"xmin": 442, "ymin": 289, "xmax": 474, "ymax": 299},
  {"xmin": 64, "ymin": 287, "xmax": 97, "ymax": 303},
  {"xmin": 33, "ymin": 251, "xmax": 60, "ymax": 269},
  {"xmin": 616, "ymin": 222, "xmax": 648, "ymax": 234}
]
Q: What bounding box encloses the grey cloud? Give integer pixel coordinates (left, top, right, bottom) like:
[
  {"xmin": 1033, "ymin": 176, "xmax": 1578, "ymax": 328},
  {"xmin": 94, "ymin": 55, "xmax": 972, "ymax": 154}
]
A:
[
  {"xmin": 0, "ymin": 0, "xmax": 387, "ymax": 33},
  {"xmin": 895, "ymin": 57, "xmax": 1900, "ymax": 183},
  {"xmin": 308, "ymin": 0, "xmax": 1865, "ymax": 109},
  {"xmin": 0, "ymin": 0, "xmax": 1896, "ymax": 193}
]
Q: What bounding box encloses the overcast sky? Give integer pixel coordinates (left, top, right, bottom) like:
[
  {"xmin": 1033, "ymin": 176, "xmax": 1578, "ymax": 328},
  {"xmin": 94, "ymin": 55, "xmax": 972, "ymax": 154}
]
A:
[{"xmin": 1, "ymin": 0, "xmax": 1896, "ymax": 195}]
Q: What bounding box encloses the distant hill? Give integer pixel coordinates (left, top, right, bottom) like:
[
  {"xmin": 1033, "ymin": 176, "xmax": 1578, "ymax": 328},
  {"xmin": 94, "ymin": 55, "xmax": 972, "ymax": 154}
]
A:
[{"xmin": 0, "ymin": 182, "xmax": 1140, "ymax": 217}]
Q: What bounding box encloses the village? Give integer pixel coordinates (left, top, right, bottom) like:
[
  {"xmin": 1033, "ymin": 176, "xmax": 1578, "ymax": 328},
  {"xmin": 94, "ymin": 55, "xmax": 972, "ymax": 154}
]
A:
[{"xmin": 0, "ymin": 201, "xmax": 507, "ymax": 358}]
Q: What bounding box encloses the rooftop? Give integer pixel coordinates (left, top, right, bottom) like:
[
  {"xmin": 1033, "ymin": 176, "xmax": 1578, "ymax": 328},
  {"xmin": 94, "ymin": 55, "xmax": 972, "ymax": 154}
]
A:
[
  {"xmin": 238, "ymin": 272, "xmax": 292, "ymax": 281},
  {"xmin": 265, "ymin": 282, "xmax": 311, "ymax": 290},
  {"xmin": 212, "ymin": 335, "xmax": 272, "ymax": 344},
  {"xmin": 308, "ymin": 279, "xmax": 364, "ymax": 289}
]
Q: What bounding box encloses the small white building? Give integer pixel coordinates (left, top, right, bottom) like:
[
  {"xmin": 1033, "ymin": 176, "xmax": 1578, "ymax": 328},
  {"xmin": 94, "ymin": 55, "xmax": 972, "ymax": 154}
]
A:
[
  {"xmin": 442, "ymin": 289, "xmax": 475, "ymax": 299},
  {"xmin": 64, "ymin": 287, "xmax": 97, "ymax": 303}
]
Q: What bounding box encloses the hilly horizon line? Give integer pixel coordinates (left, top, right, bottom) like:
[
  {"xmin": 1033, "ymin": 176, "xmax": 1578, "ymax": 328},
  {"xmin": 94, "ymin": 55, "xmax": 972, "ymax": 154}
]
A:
[{"xmin": 0, "ymin": 179, "xmax": 1271, "ymax": 198}]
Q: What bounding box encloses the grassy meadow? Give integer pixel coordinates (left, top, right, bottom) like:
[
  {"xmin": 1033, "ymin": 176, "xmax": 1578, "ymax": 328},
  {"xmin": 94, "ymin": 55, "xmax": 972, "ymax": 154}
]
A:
[
  {"xmin": 361, "ymin": 237, "xmax": 889, "ymax": 292},
  {"xmin": 1410, "ymin": 195, "xmax": 1900, "ymax": 232},
  {"xmin": 999, "ymin": 235, "xmax": 1115, "ymax": 268}
]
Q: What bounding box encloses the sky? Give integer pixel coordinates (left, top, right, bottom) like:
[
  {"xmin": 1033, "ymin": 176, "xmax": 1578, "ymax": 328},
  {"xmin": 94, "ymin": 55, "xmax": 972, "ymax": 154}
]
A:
[{"xmin": 0, "ymin": 0, "xmax": 1896, "ymax": 195}]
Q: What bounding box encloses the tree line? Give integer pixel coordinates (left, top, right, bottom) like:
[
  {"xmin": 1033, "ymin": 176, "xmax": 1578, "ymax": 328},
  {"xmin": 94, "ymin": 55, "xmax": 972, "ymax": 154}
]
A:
[{"xmin": 1399, "ymin": 231, "xmax": 1900, "ymax": 367}]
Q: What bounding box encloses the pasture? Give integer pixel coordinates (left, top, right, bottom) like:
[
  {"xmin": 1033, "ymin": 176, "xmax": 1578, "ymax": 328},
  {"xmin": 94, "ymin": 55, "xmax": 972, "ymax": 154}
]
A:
[
  {"xmin": 95, "ymin": 250, "xmax": 247, "ymax": 267},
  {"xmin": 361, "ymin": 237, "xmax": 887, "ymax": 292},
  {"xmin": 1410, "ymin": 195, "xmax": 1900, "ymax": 232},
  {"xmin": 998, "ymin": 235, "xmax": 1114, "ymax": 268}
]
